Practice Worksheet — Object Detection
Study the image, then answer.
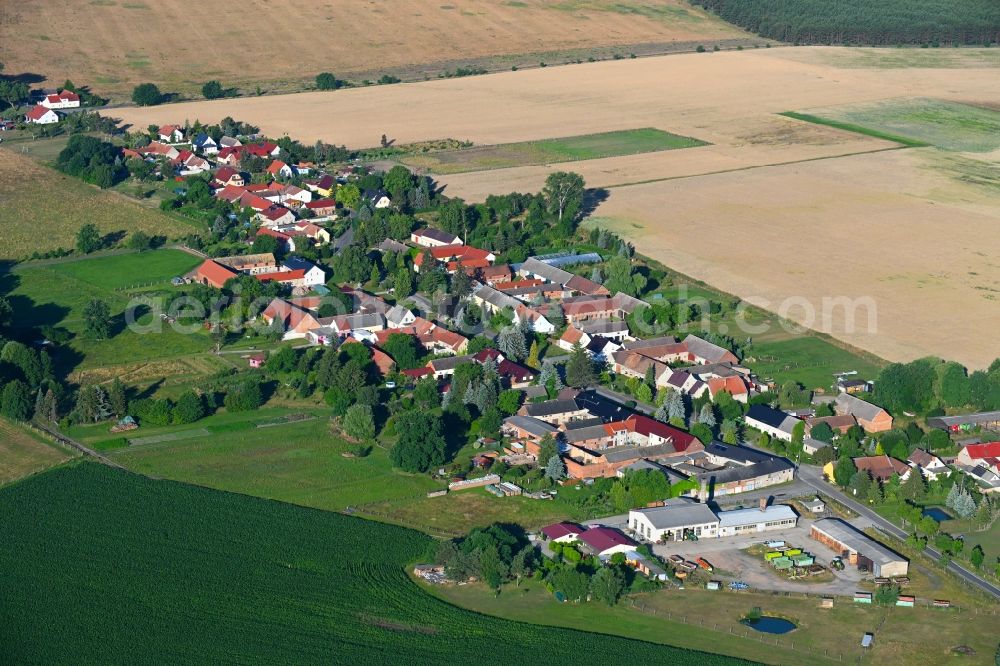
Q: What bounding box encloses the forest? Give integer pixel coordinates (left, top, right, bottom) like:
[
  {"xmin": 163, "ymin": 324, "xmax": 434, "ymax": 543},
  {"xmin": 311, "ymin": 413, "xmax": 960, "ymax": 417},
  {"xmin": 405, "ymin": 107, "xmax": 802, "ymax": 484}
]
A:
[{"xmin": 693, "ymin": 0, "xmax": 1000, "ymax": 45}]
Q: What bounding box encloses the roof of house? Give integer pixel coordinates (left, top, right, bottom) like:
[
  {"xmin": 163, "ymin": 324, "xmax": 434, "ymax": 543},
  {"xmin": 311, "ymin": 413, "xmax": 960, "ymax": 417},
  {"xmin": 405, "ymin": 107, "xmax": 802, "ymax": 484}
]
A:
[
  {"xmin": 811, "ymin": 518, "xmax": 907, "ymax": 567},
  {"xmin": 682, "ymin": 334, "xmax": 738, "ymax": 363},
  {"xmin": 707, "ymin": 375, "xmax": 749, "ymax": 397},
  {"xmin": 631, "ymin": 501, "xmax": 719, "ymax": 530},
  {"xmin": 413, "ymin": 228, "xmax": 460, "ymax": 244},
  {"xmin": 928, "ymin": 411, "xmax": 1000, "ymax": 429},
  {"xmin": 262, "ymin": 298, "xmax": 318, "ymax": 330},
  {"xmin": 503, "ymin": 415, "xmax": 558, "ymax": 437},
  {"xmin": 836, "ymin": 393, "xmax": 889, "ymax": 422},
  {"xmin": 25, "ymin": 105, "xmax": 55, "ymax": 120},
  {"xmin": 962, "ymin": 442, "xmax": 1000, "ymax": 460},
  {"xmin": 257, "ymin": 269, "xmax": 306, "ymax": 283},
  {"xmin": 745, "ymin": 404, "xmax": 798, "ymax": 434},
  {"xmin": 806, "ymin": 414, "xmax": 858, "ymax": 430},
  {"xmin": 907, "ymin": 448, "xmax": 943, "ymax": 468},
  {"xmin": 428, "ymin": 354, "xmax": 475, "ymax": 372},
  {"xmin": 195, "ymin": 259, "xmax": 238, "ymax": 288},
  {"xmin": 578, "ymin": 319, "xmax": 630, "ymax": 336},
  {"xmin": 717, "ymin": 505, "xmax": 797, "ymax": 529},
  {"xmin": 305, "ymin": 197, "xmax": 336, "ymax": 209},
  {"xmin": 523, "ymin": 398, "xmax": 583, "ymax": 418},
  {"xmin": 540, "ymin": 522, "xmax": 583, "ymax": 540},
  {"xmin": 853, "ymin": 455, "xmax": 910, "ymax": 480},
  {"xmin": 577, "ymin": 526, "xmax": 636, "ymax": 553},
  {"xmin": 519, "ymin": 257, "xmax": 574, "ymax": 285},
  {"xmin": 686, "ymin": 455, "xmax": 794, "ymax": 486}
]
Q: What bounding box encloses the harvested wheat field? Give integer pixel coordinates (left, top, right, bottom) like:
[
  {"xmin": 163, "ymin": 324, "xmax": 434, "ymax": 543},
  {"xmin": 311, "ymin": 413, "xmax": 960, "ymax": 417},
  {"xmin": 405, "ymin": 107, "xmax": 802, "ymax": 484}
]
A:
[
  {"xmin": 0, "ymin": 418, "xmax": 75, "ymax": 486},
  {"xmin": 113, "ymin": 46, "xmax": 1000, "ymax": 368},
  {"xmin": 0, "ymin": 0, "xmax": 749, "ymax": 100}
]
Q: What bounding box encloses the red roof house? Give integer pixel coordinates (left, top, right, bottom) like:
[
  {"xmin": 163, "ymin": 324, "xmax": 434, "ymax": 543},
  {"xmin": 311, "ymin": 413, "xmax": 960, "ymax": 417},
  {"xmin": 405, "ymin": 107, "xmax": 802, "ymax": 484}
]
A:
[
  {"xmin": 194, "ymin": 260, "xmax": 238, "ymax": 289},
  {"xmin": 577, "ymin": 527, "xmax": 637, "ymax": 556},
  {"xmin": 540, "ymin": 522, "xmax": 583, "ymax": 542}
]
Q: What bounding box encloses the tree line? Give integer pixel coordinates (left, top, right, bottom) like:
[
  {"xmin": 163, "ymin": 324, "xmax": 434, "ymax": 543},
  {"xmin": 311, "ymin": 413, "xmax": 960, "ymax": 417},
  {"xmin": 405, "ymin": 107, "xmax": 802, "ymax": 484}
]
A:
[{"xmin": 693, "ymin": 0, "xmax": 999, "ymax": 46}]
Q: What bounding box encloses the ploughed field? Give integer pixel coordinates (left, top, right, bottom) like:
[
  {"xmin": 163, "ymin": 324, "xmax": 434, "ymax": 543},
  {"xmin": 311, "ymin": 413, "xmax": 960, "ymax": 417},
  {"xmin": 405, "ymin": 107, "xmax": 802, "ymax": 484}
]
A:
[{"xmin": 0, "ymin": 463, "xmax": 751, "ymax": 665}]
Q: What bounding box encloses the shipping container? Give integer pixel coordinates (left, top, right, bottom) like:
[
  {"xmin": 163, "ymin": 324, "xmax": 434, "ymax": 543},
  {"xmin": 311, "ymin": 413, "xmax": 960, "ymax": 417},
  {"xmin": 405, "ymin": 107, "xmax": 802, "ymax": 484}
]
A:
[{"xmin": 764, "ymin": 551, "xmax": 783, "ymax": 561}]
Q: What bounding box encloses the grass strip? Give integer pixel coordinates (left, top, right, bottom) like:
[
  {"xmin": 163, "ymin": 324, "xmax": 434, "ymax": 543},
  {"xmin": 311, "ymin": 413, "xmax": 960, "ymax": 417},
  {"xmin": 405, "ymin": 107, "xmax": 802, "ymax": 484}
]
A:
[{"xmin": 779, "ymin": 112, "xmax": 931, "ymax": 147}]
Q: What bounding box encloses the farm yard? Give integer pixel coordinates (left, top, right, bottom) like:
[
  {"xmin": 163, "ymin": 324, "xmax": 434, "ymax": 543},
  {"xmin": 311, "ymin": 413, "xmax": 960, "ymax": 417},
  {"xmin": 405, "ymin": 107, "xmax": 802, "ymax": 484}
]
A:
[
  {"xmin": 0, "ymin": 463, "xmax": 751, "ymax": 665},
  {"xmin": 0, "ymin": 0, "xmax": 751, "ymax": 101},
  {"xmin": 108, "ymin": 47, "xmax": 1000, "ymax": 368},
  {"xmin": 0, "ymin": 148, "xmax": 198, "ymax": 261}
]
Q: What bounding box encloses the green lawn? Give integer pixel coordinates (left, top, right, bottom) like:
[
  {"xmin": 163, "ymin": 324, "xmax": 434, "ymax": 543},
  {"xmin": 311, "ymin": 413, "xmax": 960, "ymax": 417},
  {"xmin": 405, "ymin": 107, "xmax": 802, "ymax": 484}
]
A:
[
  {"xmin": 7, "ymin": 249, "xmax": 213, "ymax": 371},
  {"xmin": 399, "ymin": 128, "xmax": 708, "ymax": 174},
  {"xmin": 48, "ymin": 248, "xmax": 200, "ymax": 291},
  {"xmin": 0, "ymin": 463, "xmax": 748, "ymax": 665},
  {"xmin": 745, "ymin": 335, "xmax": 885, "ymax": 392},
  {"xmin": 786, "ymin": 99, "xmax": 1000, "ymax": 152},
  {"xmin": 111, "ymin": 416, "xmax": 444, "ymax": 513}
]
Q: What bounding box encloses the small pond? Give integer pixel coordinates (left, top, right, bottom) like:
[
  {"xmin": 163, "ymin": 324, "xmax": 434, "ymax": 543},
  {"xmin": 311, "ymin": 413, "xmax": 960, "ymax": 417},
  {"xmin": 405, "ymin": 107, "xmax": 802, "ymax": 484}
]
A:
[
  {"xmin": 741, "ymin": 616, "xmax": 797, "ymax": 634},
  {"xmin": 922, "ymin": 507, "xmax": 952, "ymax": 522}
]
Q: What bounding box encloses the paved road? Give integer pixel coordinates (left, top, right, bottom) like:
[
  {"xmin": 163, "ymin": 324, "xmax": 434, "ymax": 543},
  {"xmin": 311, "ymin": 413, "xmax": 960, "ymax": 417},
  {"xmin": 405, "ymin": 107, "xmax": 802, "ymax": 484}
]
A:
[{"xmin": 797, "ymin": 464, "xmax": 1000, "ymax": 601}]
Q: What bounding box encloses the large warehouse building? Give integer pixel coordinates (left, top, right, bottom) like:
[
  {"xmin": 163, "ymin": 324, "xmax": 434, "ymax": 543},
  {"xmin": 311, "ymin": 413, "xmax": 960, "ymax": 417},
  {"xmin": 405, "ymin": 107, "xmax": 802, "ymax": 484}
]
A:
[
  {"xmin": 629, "ymin": 499, "xmax": 798, "ymax": 543},
  {"xmin": 810, "ymin": 518, "xmax": 908, "ymax": 577}
]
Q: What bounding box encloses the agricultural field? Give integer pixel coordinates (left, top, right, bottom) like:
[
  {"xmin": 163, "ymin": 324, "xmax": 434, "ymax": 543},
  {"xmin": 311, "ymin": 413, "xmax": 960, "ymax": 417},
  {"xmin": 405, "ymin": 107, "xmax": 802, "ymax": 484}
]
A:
[
  {"xmin": 0, "ymin": 418, "xmax": 76, "ymax": 487},
  {"xmin": 0, "ymin": 0, "xmax": 751, "ymax": 101},
  {"xmin": 0, "ymin": 463, "xmax": 750, "ymax": 664},
  {"xmin": 6, "ymin": 249, "xmax": 211, "ymax": 373},
  {"xmin": 438, "ymin": 581, "xmax": 1000, "ymax": 664},
  {"xmin": 108, "ymin": 47, "xmax": 1000, "ymax": 370},
  {"xmin": 399, "ymin": 128, "xmax": 707, "ymax": 174},
  {"xmin": 798, "ymin": 99, "xmax": 1000, "ymax": 153},
  {"xmin": 0, "ymin": 148, "xmax": 199, "ymax": 261}
]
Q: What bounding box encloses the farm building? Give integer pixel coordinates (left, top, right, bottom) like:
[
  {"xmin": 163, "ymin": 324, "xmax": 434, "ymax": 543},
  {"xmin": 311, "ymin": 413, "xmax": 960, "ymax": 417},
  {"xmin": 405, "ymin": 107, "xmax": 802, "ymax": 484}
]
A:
[
  {"xmin": 628, "ymin": 499, "xmax": 719, "ymax": 542},
  {"xmin": 671, "ymin": 443, "xmax": 795, "ymax": 501},
  {"xmin": 744, "ymin": 404, "xmax": 800, "ymax": 442},
  {"xmin": 716, "ymin": 503, "xmax": 798, "ymax": 537},
  {"xmin": 835, "ymin": 394, "xmax": 893, "ymax": 433},
  {"xmin": 927, "ymin": 410, "xmax": 1000, "ymax": 433},
  {"xmin": 810, "ymin": 518, "xmax": 908, "ymax": 577}
]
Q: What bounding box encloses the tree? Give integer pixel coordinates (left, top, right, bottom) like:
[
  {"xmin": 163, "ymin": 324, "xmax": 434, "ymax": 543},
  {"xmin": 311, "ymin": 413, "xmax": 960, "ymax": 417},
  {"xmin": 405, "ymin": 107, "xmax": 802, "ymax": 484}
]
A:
[
  {"xmin": 223, "ymin": 379, "xmax": 263, "ymax": 412},
  {"xmin": 497, "ymin": 325, "xmax": 527, "ymax": 362},
  {"xmin": 833, "ymin": 456, "xmax": 856, "ymax": 488},
  {"xmin": 337, "ymin": 184, "xmax": 361, "ymax": 210},
  {"xmin": 811, "ymin": 422, "xmax": 834, "ymax": 443},
  {"xmin": 899, "ymin": 468, "xmax": 926, "ymax": 501},
  {"xmin": 565, "ymin": 344, "xmax": 595, "ymax": 388},
  {"xmin": 315, "ymin": 72, "xmax": 341, "ymax": 90},
  {"xmin": 343, "ymin": 404, "xmax": 376, "ymax": 441},
  {"xmin": 0, "ymin": 380, "xmax": 32, "ymax": 421},
  {"xmin": 537, "ymin": 435, "xmax": 558, "ymax": 471},
  {"xmin": 550, "ymin": 567, "xmax": 590, "ymax": 602},
  {"xmin": 604, "ymin": 255, "xmax": 646, "ymax": 296},
  {"xmin": 545, "ymin": 455, "xmax": 566, "ymax": 482},
  {"xmin": 720, "ymin": 419, "xmax": 738, "ymax": 444},
  {"xmin": 791, "ymin": 420, "xmax": 805, "ymax": 447},
  {"xmin": 636, "ymin": 382, "xmax": 653, "ymax": 404},
  {"xmin": 542, "ymin": 171, "xmax": 585, "ymax": 228},
  {"xmin": 383, "ymin": 165, "xmax": 414, "ymax": 200},
  {"xmin": 202, "ymin": 80, "xmax": 225, "ymax": 99},
  {"xmin": 591, "ymin": 566, "xmax": 627, "ymax": 606},
  {"xmin": 970, "ymin": 544, "xmax": 985, "ymax": 569},
  {"xmin": 172, "ymin": 391, "xmax": 205, "ymax": 424},
  {"xmin": 539, "ymin": 361, "xmax": 563, "ymax": 397},
  {"xmin": 127, "ymin": 231, "xmax": 152, "ymax": 252},
  {"xmin": 390, "ymin": 411, "xmax": 446, "ymax": 472},
  {"xmin": 83, "ymin": 299, "xmax": 112, "ymax": 339},
  {"xmin": 105, "ymin": 378, "xmax": 127, "ymax": 417},
  {"xmin": 394, "ymin": 267, "xmax": 413, "ymax": 298},
  {"xmin": 697, "ymin": 404, "xmax": 716, "ymax": 429},
  {"xmin": 131, "ymin": 83, "xmax": 163, "ymax": 106},
  {"xmin": 498, "ymin": 389, "xmax": 521, "ymax": 415},
  {"xmin": 450, "ymin": 269, "xmax": 472, "ymax": 299},
  {"xmin": 526, "ymin": 340, "xmax": 541, "ymax": 370},
  {"xmin": 848, "ymin": 470, "xmax": 872, "ymax": 498},
  {"xmin": 691, "ymin": 422, "xmax": 713, "ymax": 445},
  {"xmin": 76, "ymin": 223, "xmax": 102, "ymax": 254},
  {"xmin": 0, "ymin": 79, "xmax": 30, "ymax": 109}
]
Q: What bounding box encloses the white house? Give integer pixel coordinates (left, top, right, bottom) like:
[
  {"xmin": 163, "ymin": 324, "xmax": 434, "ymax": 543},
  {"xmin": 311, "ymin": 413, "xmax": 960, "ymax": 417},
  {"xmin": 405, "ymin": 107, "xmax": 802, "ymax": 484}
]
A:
[
  {"xmin": 39, "ymin": 90, "xmax": 80, "ymax": 109},
  {"xmin": 25, "ymin": 105, "xmax": 59, "ymax": 124},
  {"xmin": 411, "ymin": 228, "xmax": 462, "ymax": 248},
  {"xmin": 540, "ymin": 522, "xmax": 583, "ymax": 544},
  {"xmin": 907, "ymin": 449, "xmax": 949, "ymax": 481},
  {"xmin": 386, "ymin": 305, "xmax": 416, "ymax": 329},
  {"xmin": 366, "ymin": 190, "xmax": 392, "ymax": 209},
  {"xmin": 283, "ymin": 258, "xmax": 326, "ymax": 287},
  {"xmin": 192, "ymin": 133, "xmax": 219, "ymax": 154},
  {"xmin": 157, "ymin": 124, "xmax": 185, "ymax": 143}
]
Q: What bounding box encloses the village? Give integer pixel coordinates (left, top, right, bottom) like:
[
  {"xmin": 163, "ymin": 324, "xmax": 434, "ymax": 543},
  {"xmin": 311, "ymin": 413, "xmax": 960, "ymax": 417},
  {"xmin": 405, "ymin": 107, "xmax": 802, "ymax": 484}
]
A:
[{"xmin": 3, "ymin": 85, "xmax": 1000, "ymax": 662}]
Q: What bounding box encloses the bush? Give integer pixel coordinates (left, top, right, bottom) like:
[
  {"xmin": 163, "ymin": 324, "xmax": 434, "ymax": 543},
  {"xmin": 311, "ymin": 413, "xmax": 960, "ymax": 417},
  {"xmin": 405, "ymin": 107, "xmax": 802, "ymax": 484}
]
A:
[
  {"xmin": 316, "ymin": 72, "xmax": 342, "ymax": 90},
  {"xmin": 202, "ymin": 80, "xmax": 225, "ymax": 99},
  {"xmin": 132, "ymin": 83, "xmax": 163, "ymax": 106}
]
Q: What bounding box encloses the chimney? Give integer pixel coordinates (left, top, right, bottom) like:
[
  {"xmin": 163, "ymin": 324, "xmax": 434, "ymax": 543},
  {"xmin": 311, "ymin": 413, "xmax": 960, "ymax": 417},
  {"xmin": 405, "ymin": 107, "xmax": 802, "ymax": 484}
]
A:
[{"xmin": 759, "ymin": 497, "xmax": 768, "ymax": 512}]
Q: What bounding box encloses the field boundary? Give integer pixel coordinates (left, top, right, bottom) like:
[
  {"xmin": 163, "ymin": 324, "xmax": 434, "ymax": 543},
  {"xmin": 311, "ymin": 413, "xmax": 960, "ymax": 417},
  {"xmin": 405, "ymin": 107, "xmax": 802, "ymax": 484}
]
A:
[{"xmin": 778, "ymin": 112, "xmax": 931, "ymax": 148}]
